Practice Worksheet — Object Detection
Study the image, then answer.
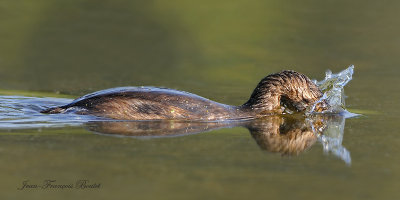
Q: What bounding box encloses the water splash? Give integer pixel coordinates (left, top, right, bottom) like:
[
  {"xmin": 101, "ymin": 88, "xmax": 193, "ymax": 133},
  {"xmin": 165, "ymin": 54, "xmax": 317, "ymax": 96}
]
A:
[
  {"xmin": 308, "ymin": 65, "xmax": 355, "ymax": 114},
  {"xmin": 305, "ymin": 65, "xmax": 356, "ymax": 165}
]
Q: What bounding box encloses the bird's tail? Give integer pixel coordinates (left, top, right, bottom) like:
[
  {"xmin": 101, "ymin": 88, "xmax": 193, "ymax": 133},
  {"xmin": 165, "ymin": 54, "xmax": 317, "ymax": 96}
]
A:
[{"xmin": 40, "ymin": 106, "xmax": 66, "ymax": 114}]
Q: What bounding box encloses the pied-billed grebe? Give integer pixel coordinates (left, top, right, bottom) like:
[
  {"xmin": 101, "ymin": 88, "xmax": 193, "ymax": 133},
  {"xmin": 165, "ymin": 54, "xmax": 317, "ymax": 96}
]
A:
[{"xmin": 41, "ymin": 70, "xmax": 328, "ymax": 120}]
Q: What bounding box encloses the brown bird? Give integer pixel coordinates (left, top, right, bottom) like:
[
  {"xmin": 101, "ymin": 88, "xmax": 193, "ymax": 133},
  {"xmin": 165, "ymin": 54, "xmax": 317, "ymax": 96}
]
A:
[{"xmin": 41, "ymin": 70, "xmax": 328, "ymax": 120}]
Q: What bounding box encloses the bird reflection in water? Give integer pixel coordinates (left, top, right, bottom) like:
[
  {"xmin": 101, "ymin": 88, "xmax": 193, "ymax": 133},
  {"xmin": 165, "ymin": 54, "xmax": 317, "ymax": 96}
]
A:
[{"xmin": 86, "ymin": 114, "xmax": 351, "ymax": 165}]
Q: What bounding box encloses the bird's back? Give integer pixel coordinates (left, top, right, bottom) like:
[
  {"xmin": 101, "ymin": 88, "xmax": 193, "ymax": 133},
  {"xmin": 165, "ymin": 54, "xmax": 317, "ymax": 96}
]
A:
[{"xmin": 42, "ymin": 87, "xmax": 245, "ymax": 120}]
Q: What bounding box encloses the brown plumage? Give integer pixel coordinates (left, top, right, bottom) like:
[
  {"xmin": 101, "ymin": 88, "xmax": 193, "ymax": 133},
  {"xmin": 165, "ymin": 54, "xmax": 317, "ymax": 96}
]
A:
[
  {"xmin": 243, "ymin": 70, "xmax": 323, "ymax": 113},
  {"xmin": 41, "ymin": 70, "xmax": 328, "ymax": 120}
]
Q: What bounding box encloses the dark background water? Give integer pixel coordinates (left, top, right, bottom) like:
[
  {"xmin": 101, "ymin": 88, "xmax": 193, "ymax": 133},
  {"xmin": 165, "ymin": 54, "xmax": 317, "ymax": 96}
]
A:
[{"xmin": 0, "ymin": 0, "xmax": 399, "ymax": 199}]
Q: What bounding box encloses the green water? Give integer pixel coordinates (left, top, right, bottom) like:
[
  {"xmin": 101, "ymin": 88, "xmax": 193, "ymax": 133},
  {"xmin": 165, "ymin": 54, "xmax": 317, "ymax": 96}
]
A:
[{"xmin": 1, "ymin": 0, "xmax": 399, "ymax": 199}]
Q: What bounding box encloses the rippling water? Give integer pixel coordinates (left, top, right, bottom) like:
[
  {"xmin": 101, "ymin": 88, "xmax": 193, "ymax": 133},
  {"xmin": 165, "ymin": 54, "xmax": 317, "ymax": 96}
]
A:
[{"xmin": 0, "ymin": 96, "xmax": 89, "ymax": 128}]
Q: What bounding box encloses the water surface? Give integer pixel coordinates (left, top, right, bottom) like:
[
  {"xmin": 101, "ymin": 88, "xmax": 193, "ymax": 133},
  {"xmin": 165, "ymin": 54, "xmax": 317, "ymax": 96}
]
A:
[{"xmin": 0, "ymin": 0, "xmax": 399, "ymax": 199}]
